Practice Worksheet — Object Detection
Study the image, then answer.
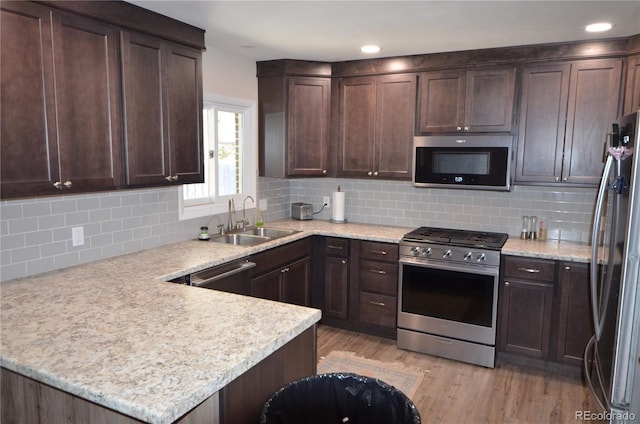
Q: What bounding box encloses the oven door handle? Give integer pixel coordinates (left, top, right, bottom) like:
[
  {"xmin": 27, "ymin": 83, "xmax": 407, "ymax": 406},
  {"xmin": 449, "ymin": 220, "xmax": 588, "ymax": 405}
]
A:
[{"xmin": 399, "ymin": 257, "xmax": 499, "ymax": 277}]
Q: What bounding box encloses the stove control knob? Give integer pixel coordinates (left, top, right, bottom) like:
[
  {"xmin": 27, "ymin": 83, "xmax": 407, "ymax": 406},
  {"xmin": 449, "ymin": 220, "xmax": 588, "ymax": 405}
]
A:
[
  {"xmin": 476, "ymin": 253, "xmax": 486, "ymax": 262},
  {"xmin": 422, "ymin": 247, "xmax": 432, "ymax": 256},
  {"xmin": 410, "ymin": 246, "xmax": 421, "ymax": 256},
  {"xmin": 463, "ymin": 252, "xmax": 473, "ymax": 261},
  {"xmin": 442, "ymin": 249, "xmax": 452, "ymax": 258}
]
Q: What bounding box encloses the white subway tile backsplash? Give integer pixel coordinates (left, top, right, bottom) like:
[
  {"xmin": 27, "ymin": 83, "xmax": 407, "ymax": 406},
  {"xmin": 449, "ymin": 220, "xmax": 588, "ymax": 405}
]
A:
[{"xmin": 0, "ymin": 178, "xmax": 598, "ymax": 282}]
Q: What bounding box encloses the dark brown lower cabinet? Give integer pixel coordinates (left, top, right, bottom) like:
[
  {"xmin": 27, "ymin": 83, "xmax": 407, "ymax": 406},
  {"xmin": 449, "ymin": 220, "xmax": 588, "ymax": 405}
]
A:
[
  {"xmin": 498, "ymin": 256, "xmax": 593, "ymax": 370},
  {"xmin": 324, "ymin": 240, "xmax": 350, "ymax": 320},
  {"xmin": 250, "ymin": 238, "xmax": 311, "ymax": 306},
  {"xmin": 556, "ymin": 262, "xmax": 593, "ymax": 366},
  {"xmin": 499, "ymin": 278, "xmax": 554, "ymax": 359}
]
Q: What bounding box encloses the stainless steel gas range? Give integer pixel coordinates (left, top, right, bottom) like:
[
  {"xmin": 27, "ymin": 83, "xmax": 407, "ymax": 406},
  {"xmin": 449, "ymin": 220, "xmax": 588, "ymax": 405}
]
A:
[{"xmin": 397, "ymin": 227, "xmax": 508, "ymax": 368}]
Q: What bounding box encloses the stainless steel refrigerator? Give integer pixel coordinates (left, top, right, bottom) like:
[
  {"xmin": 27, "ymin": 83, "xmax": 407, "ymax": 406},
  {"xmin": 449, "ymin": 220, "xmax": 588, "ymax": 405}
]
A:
[{"xmin": 586, "ymin": 110, "xmax": 640, "ymax": 423}]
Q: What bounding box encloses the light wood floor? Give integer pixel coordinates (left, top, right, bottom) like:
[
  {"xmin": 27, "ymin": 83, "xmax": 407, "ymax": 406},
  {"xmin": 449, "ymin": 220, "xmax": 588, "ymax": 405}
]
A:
[{"xmin": 317, "ymin": 325, "xmax": 599, "ymax": 423}]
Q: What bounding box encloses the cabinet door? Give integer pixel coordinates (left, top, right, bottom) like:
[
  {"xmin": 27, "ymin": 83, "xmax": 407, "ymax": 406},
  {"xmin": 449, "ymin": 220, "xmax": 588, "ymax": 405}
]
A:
[
  {"xmin": 338, "ymin": 77, "xmax": 376, "ymax": 177},
  {"xmin": 282, "ymin": 256, "xmax": 311, "ymax": 306},
  {"xmin": 556, "ymin": 262, "xmax": 593, "ymax": 366},
  {"xmin": 516, "ymin": 64, "xmax": 570, "ymax": 184},
  {"xmin": 121, "ymin": 31, "xmax": 169, "ymax": 186},
  {"xmin": 464, "ymin": 67, "xmax": 515, "ymax": 132},
  {"xmin": 251, "ymin": 269, "xmax": 281, "ymax": 302},
  {"xmin": 0, "ymin": 2, "xmax": 59, "ymax": 197},
  {"xmin": 563, "ymin": 59, "xmax": 623, "ymax": 185},
  {"xmin": 52, "ymin": 11, "xmax": 122, "ymax": 191},
  {"xmin": 417, "ymin": 70, "xmax": 465, "ymax": 133},
  {"xmin": 499, "ymin": 279, "xmax": 554, "ymax": 359},
  {"xmin": 324, "ymin": 256, "xmax": 349, "ymax": 319},
  {"xmin": 166, "ymin": 43, "xmax": 203, "ymax": 184},
  {"xmin": 287, "ymin": 77, "xmax": 330, "ymax": 176},
  {"xmin": 375, "ymin": 74, "xmax": 416, "ymax": 180},
  {"xmin": 623, "ymin": 54, "xmax": 640, "ymax": 116}
]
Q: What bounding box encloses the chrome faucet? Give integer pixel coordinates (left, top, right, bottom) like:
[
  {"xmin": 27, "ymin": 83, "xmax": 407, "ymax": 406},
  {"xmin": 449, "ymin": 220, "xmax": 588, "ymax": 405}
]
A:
[
  {"xmin": 228, "ymin": 198, "xmax": 236, "ymax": 230},
  {"xmin": 241, "ymin": 195, "xmax": 255, "ymax": 230}
]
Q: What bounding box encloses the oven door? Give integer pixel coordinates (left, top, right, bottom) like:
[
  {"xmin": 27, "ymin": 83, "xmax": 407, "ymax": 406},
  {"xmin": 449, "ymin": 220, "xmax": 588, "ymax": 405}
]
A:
[{"xmin": 398, "ymin": 256, "xmax": 499, "ymax": 345}]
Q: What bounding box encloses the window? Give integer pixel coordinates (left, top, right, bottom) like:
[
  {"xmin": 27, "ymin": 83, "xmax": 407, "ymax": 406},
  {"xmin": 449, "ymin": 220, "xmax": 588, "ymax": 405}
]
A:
[{"xmin": 179, "ymin": 94, "xmax": 257, "ymax": 220}]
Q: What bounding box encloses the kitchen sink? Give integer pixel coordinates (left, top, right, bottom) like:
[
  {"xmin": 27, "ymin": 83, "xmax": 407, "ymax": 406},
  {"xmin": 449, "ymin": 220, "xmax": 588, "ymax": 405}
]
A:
[
  {"xmin": 241, "ymin": 227, "xmax": 299, "ymax": 239},
  {"xmin": 209, "ymin": 227, "xmax": 299, "ymax": 246},
  {"xmin": 210, "ymin": 233, "xmax": 270, "ymax": 246}
]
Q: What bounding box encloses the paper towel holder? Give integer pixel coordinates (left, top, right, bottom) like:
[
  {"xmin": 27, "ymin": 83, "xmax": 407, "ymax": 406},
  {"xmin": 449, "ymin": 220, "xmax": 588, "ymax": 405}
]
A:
[{"xmin": 329, "ymin": 218, "xmax": 348, "ymax": 224}]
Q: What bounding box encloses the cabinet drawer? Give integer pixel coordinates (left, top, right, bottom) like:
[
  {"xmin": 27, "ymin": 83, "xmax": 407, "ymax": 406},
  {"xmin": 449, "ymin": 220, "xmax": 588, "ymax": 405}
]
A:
[
  {"xmin": 359, "ymin": 260, "xmax": 397, "ymax": 296},
  {"xmin": 252, "ymin": 238, "xmax": 310, "ymax": 276},
  {"xmin": 325, "ymin": 237, "xmax": 349, "ymax": 257},
  {"xmin": 360, "ymin": 292, "xmax": 396, "ymax": 329},
  {"xmin": 360, "ymin": 241, "xmax": 398, "ymax": 262},
  {"xmin": 503, "ymin": 256, "xmax": 555, "ymax": 283}
]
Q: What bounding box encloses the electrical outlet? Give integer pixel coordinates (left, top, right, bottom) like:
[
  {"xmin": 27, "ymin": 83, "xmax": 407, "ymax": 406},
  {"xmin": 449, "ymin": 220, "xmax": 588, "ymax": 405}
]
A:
[
  {"xmin": 323, "ymin": 196, "xmax": 330, "ymax": 208},
  {"xmin": 72, "ymin": 226, "xmax": 84, "ymax": 247}
]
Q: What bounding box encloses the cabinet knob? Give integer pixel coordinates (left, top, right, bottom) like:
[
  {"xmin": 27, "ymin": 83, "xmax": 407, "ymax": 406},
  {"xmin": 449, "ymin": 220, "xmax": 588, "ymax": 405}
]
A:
[
  {"xmin": 456, "ymin": 126, "xmax": 462, "ymax": 131},
  {"xmin": 464, "ymin": 126, "xmax": 469, "ymax": 131},
  {"xmin": 373, "ymin": 171, "xmax": 378, "ymax": 177},
  {"xmin": 341, "ymin": 260, "xmax": 346, "ymax": 264},
  {"xmin": 555, "ymin": 177, "xmax": 561, "ymax": 182},
  {"xmin": 166, "ymin": 176, "xmax": 173, "ymax": 182},
  {"xmin": 63, "ymin": 180, "xmax": 72, "ymax": 188},
  {"xmin": 165, "ymin": 175, "xmax": 179, "ymax": 182},
  {"xmin": 322, "ymin": 169, "xmax": 327, "ymax": 175},
  {"xmin": 505, "ymin": 281, "xmax": 510, "ymax": 287},
  {"xmin": 564, "ymin": 266, "xmax": 571, "ymax": 271},
  {"xmin": 367, "ymin": 171, "xmax": 373, "ymax": 176},
  {"xmin": 53, "ymin": 181, "xmax": 63, "ymax": 190},
  {"xmin": 562, "ymin": 178, "xmax": 568, "ymax": 182}
]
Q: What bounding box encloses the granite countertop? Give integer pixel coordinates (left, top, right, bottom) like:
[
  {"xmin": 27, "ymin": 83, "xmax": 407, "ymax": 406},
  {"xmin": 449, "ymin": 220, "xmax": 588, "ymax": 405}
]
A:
[
  {"xmin": 0, "ymin": 219, "xmax": 592, "ymax": 423},
  {"xmin": 0, "ymin": 237, "xmax": 321, "ymax": 423}
]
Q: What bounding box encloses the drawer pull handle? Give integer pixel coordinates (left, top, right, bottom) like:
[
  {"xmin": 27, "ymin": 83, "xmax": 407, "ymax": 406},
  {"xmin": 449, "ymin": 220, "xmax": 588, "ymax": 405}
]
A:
[
  {"xmin": 281, "ymin": 267, "xmax": 289, "ymax": 273},
  {"xmin": 370, "ymin": 269, "xmax": 387, "ymax": 275},
  {"xmin": 370, "ymin": 250, "xmax": 387, "ymax": 255},
  {"xmin": 327, "ymin": 245, "xmax": 344, "ymax": 250},
  {"xmin": 369, "ymin": 301, "xmax": 386, "ymax": 307},
  {"xmin": 518, "ymin": 267, "xmax": 540, "ymax": 273},
  {"xmin": 341, "ymin": 260, "xmax": 347, "ymax": 264}
]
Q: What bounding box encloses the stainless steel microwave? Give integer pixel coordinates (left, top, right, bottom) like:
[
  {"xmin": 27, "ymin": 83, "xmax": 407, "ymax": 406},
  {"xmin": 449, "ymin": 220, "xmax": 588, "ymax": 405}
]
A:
[{"xmin": 412, "ymin": 135, "xmax": 513, "ymax": 191}]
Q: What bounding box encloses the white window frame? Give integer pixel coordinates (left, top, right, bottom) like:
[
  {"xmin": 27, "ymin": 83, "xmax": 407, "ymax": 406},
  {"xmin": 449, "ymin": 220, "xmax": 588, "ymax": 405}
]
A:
[{"xmin": 179, "ymin": 93, "xmax": 257, "ymax": 221}]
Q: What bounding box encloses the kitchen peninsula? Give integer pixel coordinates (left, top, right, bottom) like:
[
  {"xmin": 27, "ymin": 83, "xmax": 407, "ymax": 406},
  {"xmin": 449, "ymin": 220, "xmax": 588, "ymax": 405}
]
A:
[{"xmin": 0, "ymin": 235, "xmax": 321, "ymax": 424}]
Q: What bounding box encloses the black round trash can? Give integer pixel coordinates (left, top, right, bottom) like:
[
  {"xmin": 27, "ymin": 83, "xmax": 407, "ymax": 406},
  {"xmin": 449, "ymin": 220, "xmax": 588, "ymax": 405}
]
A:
[{"xmin": 259, "ymin": 372, "xmax": 421, "ymax": 424}]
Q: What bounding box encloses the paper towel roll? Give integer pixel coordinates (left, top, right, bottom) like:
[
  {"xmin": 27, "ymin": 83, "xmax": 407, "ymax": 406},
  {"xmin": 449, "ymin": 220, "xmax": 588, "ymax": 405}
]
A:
[{"xmin": 332, "ymin": 191, "xmax": 346, "ymax": 222}]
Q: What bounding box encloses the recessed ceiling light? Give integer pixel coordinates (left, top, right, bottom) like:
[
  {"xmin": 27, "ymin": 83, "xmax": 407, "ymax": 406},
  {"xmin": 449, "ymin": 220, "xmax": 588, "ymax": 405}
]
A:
[
  {"xmin": 361, "ymin": 45, "xmax": 381, "ymax": 54},
  {"xmin": 585, "ymin": 22, "xmax": 613, "ymax": 32}
]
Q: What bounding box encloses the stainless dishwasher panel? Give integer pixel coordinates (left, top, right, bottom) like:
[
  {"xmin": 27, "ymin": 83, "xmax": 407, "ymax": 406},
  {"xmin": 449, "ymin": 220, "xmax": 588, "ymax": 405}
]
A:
[{"xmin": 188, "ymin": 259, "xmax": 256, "ymax": 295}]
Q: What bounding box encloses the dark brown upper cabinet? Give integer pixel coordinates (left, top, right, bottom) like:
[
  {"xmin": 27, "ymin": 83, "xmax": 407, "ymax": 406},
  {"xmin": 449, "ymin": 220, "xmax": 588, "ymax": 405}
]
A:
[
  {"xmin": 0, "ymin": 1, "xmax": 204, "ymax": 199},
  {"xmin": 1, "ymin": 2, "xmax": 122, "ymax": 198},
  {"xmin": 417, "ymin": 67, "xmax": 515, "ymax": 134},
  {"xmin": 624, "ymin": 54, "xmax": 640, "ymax": 115},
  {"xmin": 337, "ymin": 74, "xmax": 417, "ymax": 180},
  {"xmin": 121, "ymin": 31, "xmax": 203, "ymax": 186},
  {"xmin": 516, "ymin": 59, "xmax": 623, "ymax": 186},
  {"xmin": 258, "ymin": 72, "xmax": 331, "ymax": 178}
]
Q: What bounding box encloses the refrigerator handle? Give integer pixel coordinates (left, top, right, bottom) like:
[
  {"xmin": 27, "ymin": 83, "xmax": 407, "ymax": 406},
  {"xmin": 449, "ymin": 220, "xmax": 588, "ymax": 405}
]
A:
[{"xmin": 591, "ymin": 154, "xmax": 615, "ymax": 340}]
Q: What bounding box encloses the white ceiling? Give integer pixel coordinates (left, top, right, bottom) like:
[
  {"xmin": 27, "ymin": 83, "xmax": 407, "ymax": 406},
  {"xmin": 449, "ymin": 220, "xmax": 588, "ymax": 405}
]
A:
[{"xmin": 129, "ymin": 1, "xmax": 640, "ymax": 62}]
